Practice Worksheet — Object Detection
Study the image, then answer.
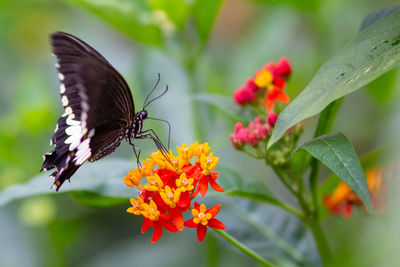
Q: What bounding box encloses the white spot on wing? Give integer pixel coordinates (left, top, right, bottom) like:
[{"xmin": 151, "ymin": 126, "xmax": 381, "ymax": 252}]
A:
[
  {"xmin": 60, "ymin": 83, "xmax": 66, "ymax": 94},
  {"xmin": 55, "ymin": 63, "xmax": 60, "ymax": 68},
  {"xmin": 61, "ymin": 95, "xmax": 68, "ymax": 106},
  {"xmin": 58, "ymin": 73, "xmax": 65, "ymax": 81},
  {"xmin": 74, "ymin": 138, "xmax": 92, "ymax": 165}
]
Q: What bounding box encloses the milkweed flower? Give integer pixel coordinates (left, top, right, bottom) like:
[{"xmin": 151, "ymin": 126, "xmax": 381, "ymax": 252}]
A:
[
  {"xmin": 124, "ymin": 142, "xmax": 225, "ymax": 243},
  {"xmin": 233, "ymin": 57, "xmax": 291, "ymax": 112},
  {"xmin": 184, "ymin": 202, "xmax": 226, "ymax": 242},
  {"xmin": 230, "ymin": 117, "xmax": 271, "ymax": 149},
  {"xmin": 324, "ymin": 166, "xmax": 389, "ymax": 218}
]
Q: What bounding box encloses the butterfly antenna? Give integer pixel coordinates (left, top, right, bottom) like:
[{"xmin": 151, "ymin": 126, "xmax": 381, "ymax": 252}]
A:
[
  {"xmin": 143, "ymin": 73, "xmax": 161, "ymax": 109},
  {"xmin": 143, "ymin": 85, "xmax": 169, "ymax": 110},
  {"xmin": 147, "ymin": 117, "xmax": 171, "ymax": 150}
]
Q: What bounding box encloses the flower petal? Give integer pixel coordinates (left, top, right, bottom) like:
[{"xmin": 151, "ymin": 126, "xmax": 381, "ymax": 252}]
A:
[
  {"xmin": 199, "ymin": 176, "xmax": 209, "ymax": 197},
  {"xmin": 172, "ymin": 209, "xmax": 184, "ymax": 231},
  {"xmin": 152, "ymin": 225, "xmax": 163, "ymax": 243},
  {"xmin": 142, "ymin": 217, "xmax": 153, "ymax": 233},
  {"xmin": 275, "ymin": 91, "xmax": 290, "ymax": 103},
  {"xmin": 209, "ymin": 176, "xmax": 225, "ymax": 192},
  {"xmin": 206, "ymin": 204, "xmax": 221, "ymax": 217},
  {"xmin": 197, "ymin": 225, "xmax": 208, "ymax": 242},
  {"xmin": 207, "ymin": 218, "xmax": 226, "ymax": 230},
  {"xmin": 184, "ymin": 219, "xmax": 198, "ymax": 228}
]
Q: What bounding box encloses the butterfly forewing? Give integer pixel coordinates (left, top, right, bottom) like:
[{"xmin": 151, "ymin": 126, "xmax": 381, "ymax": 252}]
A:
[{"xmin": 42, "ymin": 32, "xmax": 136, "ymax": 190}]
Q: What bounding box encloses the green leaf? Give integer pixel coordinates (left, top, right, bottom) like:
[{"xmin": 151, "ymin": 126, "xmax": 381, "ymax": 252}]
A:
[
  {"xmin": 150, "ymin": 0, "xmax": 190, "ymax": 30},
  {"xmin": 359, "ymin": 5, "xmax": 400, "ymax": 33},
  {"xmin": 192, "ymin": 0, "xmax": 222, "ymax": 42},
  {"xmin": 297, "ymin": 132, "xmax": 372, "ymax": 212},
  {"xmin": 192, "ymin": 93, "xmax": 245, "ymax": 121},
  {"xmin": 268, "ymin": 9, "xmax": 400, "ymax": 147},
  {"xmin": 0, "ymin": 159, "xmax": 135, "ymax": 207},
  {"xmin": 68, "ymin": 0, "xmax": 163, "ymax": 46}
]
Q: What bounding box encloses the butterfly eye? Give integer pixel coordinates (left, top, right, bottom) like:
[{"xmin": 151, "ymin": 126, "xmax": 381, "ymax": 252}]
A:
[{"xmin": 141, "ymin": 110, "xmax": 148, "ymax": 119}]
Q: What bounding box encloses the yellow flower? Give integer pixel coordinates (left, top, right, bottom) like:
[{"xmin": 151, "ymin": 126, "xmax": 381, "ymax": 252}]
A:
[
  {"xmin": 190, "ymin": 141, "xmax": 211, "ymax": 161},
  {"xmin": 176, "ymin": 173, "xmax": 194, "ymax": 192},
  {"xmin": 142, "ymin": 200, "xmax": 160, "ymax": 221},
  {"xmin": 177, "ymin": 143, "xmax": 193, "ymax": 164},
  {"xmin": 192, "ymin": 204, "xmax": 212, "ymax": 225},
  {"xmin": 140, "ymin": 159, "xmax": 155, "ymax": 176},
  {"xmin": 144, "ymin": 173, "xmax": 164, "ymax": 192},
  {"xmin": 166, "ymin": 153, "xmax": 184, "ymax": 173},
  {"xmin": 201, "ymin": 153, "xmax": 219, "ymax": 175},
  {"xmin": 127, "ymin": 196, "xmax": 145, "ymax": 215},
  {"xmin": 254, "ymin": 69, "xmax": 273, "ymax": 88},
  {"xmin": 123, "ymin": 168, "xmax": 143, "ymax": 188},
  {"xmin": 160, "ymin": 186, "xmax": 181, "ymax": 208}
]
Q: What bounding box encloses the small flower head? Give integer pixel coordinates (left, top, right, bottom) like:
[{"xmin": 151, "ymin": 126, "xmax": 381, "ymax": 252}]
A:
[
  {"xmin": 191, "ymin": 142, "xmax": 211, "ymax": 161},
  {"xmin": 201, "ymin": 153, "xmax": 219, "ymax": 175},
  {"xmin": 324, "ymin": 166, "xmax": 388, "ymax": 218},
  {"xmin": 185, "ymin": 203, "xmax": 226, "ymax": 242},
  {"xmin": 177, "ymin": 143, "xmax": 193, "ymax": 165},
  {"xmin": 176, "ymin": 173, "xmax": 194, "ymax": 192},
  {"xmin": 160, "ymin": 186, "xmax": 181, "ymax": 208},
  {"xmin": 123, "ymin": 168, "xmax": 143, "ymax": 188},
  {"xmin": 127, "ymin": 196, "xmax": 145, "ymax": 215},
  {"xmin": 142, "ymin": 200, "xmax": 160, "ymax": 221},
  {"xmin": 144, "ymin": 173, "xmax": 164, "ymax": 192},
  {"xmin": 254, "ymin": 69, "xmax": 273, "ymax": 88}
]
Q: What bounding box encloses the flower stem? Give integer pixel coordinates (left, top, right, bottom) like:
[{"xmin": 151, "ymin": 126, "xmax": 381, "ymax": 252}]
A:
[
  {"xmin": 306, "ymin": 216, "xmax": 334, "ymax": 266},
  {"xmin": 213, "ymin": 229, "xmax": 276, "ymax": 267}
]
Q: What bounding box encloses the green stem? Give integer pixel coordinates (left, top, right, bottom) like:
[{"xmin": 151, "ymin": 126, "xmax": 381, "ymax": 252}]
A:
[
  {"xmin": 309, "ymin": 158, "xmax": 321, "ymax": 215},
  {"xmin": 213, "ymin": 229, "xmax": 276, "ymax": 267},
  {"xmin": 306, "ymin": 217, "xmax": 334, "ymax": 266}
]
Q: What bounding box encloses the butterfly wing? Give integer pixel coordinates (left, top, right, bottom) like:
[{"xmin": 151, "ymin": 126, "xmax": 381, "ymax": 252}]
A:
[{"xmin": 42, "ymin": 32, "xmax": 135, "ymax": 190}]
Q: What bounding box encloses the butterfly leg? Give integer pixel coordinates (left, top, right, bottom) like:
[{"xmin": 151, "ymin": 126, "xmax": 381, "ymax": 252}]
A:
[
  {"xmin": 133, "ymin": 131, "xmax": 172, "ymax": 166},
  {"xmin": 128, "ymin": 138, "xmax": 142, "ymax": 167}
]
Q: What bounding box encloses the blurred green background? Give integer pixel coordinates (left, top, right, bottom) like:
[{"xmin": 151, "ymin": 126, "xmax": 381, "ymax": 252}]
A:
[{"xmin": 0, "ymin": 0, "xmax": 399, "ymax": 266}]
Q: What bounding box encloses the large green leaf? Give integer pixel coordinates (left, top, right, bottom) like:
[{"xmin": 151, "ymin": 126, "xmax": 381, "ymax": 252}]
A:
[
  {"xmin": 192, "ymin": 0, "xmax": 222, "ymax": 42},
  {"xmin": 268, "ymin": 8, "xmax": 400, "ymax": 147},
  {"xmin": 0, "ymin": 159, "xmax": 135, "ymax": 207},
  {"xmin": 68, "ymin": 0, "xmax": 163, "ymax": 46},
  {"xmin": 297, "ymin": 132, "xmax": 372, "ymax": 212}
]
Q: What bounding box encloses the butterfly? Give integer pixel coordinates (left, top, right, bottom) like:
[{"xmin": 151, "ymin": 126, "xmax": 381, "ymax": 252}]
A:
[{"xmin": 41, "ymin": 32, "xmax": 170, "ymax": 191}]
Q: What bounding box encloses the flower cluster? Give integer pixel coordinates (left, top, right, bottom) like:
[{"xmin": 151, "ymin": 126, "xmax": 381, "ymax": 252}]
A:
[
  {"xmin": 123, "ymin": 142, "xmax": 226, "ymax": 243},
  {"xmin": 230, "ymin": 116, "xmax": 272, "ymax": 149},
  {"xmin": 233, "ymin": 57, "xmax": 291, "ymax": 112},
  {"xmin": 324, "ymin": 166, "xmax": 389, "ymax": 218}
]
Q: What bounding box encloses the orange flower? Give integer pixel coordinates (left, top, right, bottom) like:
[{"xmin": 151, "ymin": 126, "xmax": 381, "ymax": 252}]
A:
[
  {"xmin": 259, "ymin": 83, "xmax": 290, "ymax": 112},
  {"xmin": 184, "ymin": 203, "xmax": 226, "ymax": 242},
  {"xmin": 124, "ymin": 142, "xmax": 225, "ymax": 242},
  {"xmin": 324, "ymin": 167, "xmax": 388, "ymax": 218}
]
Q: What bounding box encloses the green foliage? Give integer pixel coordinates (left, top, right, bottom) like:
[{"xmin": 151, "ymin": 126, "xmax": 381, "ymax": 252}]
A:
[
  {"xmin": 297, "ymin": 132, "xmax": 372, "ymax": 212},
  {"xmin": 192, "ymin": 0, "xmax": 223, "ymax": 42},
  {"xmin": 269, "ymin": 8, "xmax": 400, "ymax": 147},
  {"xmin": 0, "ymin": 159, "xmax": 134, "ymax": 207}
]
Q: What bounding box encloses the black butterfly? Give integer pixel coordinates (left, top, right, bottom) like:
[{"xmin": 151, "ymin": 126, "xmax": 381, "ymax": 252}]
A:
[{"xmin": 41, "ymin": 32, "xmax": 170, "ymax": 191}]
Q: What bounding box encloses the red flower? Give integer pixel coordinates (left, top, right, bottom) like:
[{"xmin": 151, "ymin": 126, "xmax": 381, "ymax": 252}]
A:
[{"xmin": 184, "ymin": 203, "xmax": 226, "ymax": 242}]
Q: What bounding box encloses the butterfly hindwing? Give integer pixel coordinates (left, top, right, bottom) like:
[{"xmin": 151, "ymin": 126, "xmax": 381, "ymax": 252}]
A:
[{"xmin": 42, "ymin": 32, "xmax": 136, "ymax": 190}]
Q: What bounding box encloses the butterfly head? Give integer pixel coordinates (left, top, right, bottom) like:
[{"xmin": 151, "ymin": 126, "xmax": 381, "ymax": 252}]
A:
[{"xmin": 137, "ymin": 109, "xmax": 148, "ymax": 120}]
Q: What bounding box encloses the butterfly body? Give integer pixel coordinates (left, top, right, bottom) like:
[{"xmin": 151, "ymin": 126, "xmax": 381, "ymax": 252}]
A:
[{"xmin": 41, "ymin": 32, "xmax": 166, "ymax": 191}]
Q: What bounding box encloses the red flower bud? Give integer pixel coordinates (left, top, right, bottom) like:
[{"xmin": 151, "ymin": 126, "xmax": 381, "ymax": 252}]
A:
[
  {"xmin": 267, "ymin": 112, "xmax": 278, "ymax": 126},
  {"xmin": 276, "ymin": 57, "xmax": 291, "ymax": 78}
]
